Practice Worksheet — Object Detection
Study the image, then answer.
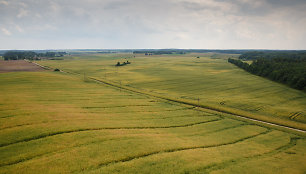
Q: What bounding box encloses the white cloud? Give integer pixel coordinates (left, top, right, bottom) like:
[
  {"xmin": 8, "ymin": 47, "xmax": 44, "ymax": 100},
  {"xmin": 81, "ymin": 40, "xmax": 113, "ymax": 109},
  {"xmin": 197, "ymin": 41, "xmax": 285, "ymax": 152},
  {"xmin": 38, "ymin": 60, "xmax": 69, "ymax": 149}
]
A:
[
  {"xmin": 15, "ymin": 25, "xmax": 24, "ymax": 33},
  {"xmin": 1, "ymin": 28, "xmax": 12, "ymax": 36},
  {"xmin": 19, "ymin": 2, "xmax": 27, "ymax": 8},
  {"xmin": 0, "ymin": 0, "xmax": 8, "ymax": 5},
  {"xmin": 0, "ymin": 0, "xmax": 305, "ymax": 49},
  {"xmin": 17, "ymin": 8, "xmax": 28, "ymax": 18}
]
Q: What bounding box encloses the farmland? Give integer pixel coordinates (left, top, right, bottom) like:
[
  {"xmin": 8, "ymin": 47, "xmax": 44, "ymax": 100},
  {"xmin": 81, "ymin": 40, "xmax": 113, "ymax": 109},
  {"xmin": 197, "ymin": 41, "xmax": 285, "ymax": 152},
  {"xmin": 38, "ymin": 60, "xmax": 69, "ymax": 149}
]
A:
[
  {"xmin": 38, "ymin": 53, "xmax": 306, "ymax": 126},
  {"xmin": 0, "ymin": 53, "xmax": 305, "ymax": 173},
  {"xmin": 0, "ymin": 60, "xmax": 44, "ymax": 73}
]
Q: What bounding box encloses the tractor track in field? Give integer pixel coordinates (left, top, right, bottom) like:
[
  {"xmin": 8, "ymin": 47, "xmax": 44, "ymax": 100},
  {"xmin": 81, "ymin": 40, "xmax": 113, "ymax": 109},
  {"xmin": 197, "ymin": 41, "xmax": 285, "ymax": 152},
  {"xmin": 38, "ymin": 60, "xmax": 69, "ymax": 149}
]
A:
[
  {"xmin": 0, "ymin": 123, "xmax": 38, "ymax": 131},
  {"xmin": 198, "ymin": 136, "xmax": 302, "ymax": 173},
  {"xmin": 82, "ymin": 104, "xmax": 152, "ymax": 109},
  {"xmin": 0, "ymin": 114, "xmax": 218, "ymax": 131},
  {"xmin": 78, "ymin": 108, "xmax": 209, "ymax": 115},
  {"xmin": 0, "ymin": 118, "xmax": 221, "ymax": 148},
  {"xmin": 0, "ymin": 122, "xmax": 246, "ymax": 168},
  {"xmin": 84, "ymin": 129, "xmax": 272, "ymax": 172},
  {"xmin": 289, "ymin": 111, "xmax": 302, "ymax": 120},
  {"xmin": 0, "ymin": 115, "xmax": 16, "ymax": 119},
  {"xmin": 30, "ymin": 62, "xmax": 306, "ymax": 133}
]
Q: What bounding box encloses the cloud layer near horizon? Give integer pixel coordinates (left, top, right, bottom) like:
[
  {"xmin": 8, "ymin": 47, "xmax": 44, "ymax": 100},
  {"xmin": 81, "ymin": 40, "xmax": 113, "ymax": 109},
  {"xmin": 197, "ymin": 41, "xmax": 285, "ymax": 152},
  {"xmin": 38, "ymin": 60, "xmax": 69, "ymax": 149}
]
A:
[{"xmin": 0, "ymin": 0, "xmax": 306, "ymax": 49}]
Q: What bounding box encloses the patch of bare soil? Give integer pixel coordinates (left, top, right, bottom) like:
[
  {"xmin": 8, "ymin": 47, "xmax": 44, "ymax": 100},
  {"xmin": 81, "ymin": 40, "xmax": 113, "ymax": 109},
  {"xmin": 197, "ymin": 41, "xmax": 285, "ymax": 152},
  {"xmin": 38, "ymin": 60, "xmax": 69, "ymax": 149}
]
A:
[{"xmin": 0, "ymin": 60, "xmax": 44, "ymax": 73}]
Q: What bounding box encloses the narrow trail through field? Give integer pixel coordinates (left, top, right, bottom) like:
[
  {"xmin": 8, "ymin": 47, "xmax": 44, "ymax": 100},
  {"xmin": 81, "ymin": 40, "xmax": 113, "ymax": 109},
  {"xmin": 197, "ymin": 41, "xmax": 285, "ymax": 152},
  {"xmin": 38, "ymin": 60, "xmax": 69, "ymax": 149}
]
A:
[
  {"xmin": 85, "ymin": 129, "xmax": 272, "ymax": 172},
  {"xmin": 30, "ymin": 61, "xmax": 306, "ymax": 133},
  {"xmin": 0, "ymin": 118, "xmax": 221, "ymax": 148}
]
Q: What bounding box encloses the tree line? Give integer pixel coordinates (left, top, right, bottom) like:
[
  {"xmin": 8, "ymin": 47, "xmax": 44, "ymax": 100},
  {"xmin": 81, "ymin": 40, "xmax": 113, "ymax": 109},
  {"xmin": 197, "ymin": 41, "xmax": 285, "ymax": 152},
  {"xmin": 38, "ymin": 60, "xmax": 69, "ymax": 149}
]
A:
[
  {"xmin": 3, "ymin": 51, "xmax": 67, "ymax": 60},
  {"xmin": 133, "ymin": 50, "xmax": 185, "ymax": 55},
  {"xmin": 239, "ymin": 51, "xmax": 306, "ymax": 60},
  {"xmin": 228, "ymin": 56, "xmax": 306, "ymax": 91},
  {"xmin": 132, "ymin": 49, "xmax": 256, "ymax": 55}
]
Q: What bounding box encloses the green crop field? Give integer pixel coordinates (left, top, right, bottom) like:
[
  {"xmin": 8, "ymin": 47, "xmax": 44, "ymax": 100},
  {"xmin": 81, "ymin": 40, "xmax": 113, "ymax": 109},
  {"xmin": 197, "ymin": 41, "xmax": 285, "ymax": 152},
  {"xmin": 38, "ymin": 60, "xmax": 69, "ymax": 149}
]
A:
[
  {"xmin": 37, "ymin": 53, "xmax": 306, "ymax": 128},
  {"xmin": 0, "ymin": 53, "xmax": 305, "ymax": 173}
]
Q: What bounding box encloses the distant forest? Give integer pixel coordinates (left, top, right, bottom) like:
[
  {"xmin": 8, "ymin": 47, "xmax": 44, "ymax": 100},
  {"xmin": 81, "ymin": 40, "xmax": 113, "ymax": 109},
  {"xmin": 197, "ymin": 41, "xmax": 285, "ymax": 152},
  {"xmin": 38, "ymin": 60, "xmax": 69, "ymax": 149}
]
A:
[
  {"xmin": 228, "ymin": 51, "xmax": 306, "ymax": 91},
  {"xmin": 133, "ymin": 50, "xmax": 186, "ymax": 55},
  {"xmin": 3, "ymin": 51, "xmax": 67, "ymax": 60},
  {"xmin": 239, "ymin": 51, "xmax": 306, "ymax": 60},
  {"xmin": 133, "ymin": 49, "xmax": 251, "ymax": 55}
]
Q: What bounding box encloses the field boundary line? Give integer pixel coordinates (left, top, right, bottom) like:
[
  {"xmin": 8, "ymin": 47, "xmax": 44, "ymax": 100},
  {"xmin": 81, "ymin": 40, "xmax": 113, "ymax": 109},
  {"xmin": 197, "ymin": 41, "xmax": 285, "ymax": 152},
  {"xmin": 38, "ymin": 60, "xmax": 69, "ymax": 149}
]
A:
[{"xmin": 24, "ymin": 59, "xmax": 51, "ymax": 70}]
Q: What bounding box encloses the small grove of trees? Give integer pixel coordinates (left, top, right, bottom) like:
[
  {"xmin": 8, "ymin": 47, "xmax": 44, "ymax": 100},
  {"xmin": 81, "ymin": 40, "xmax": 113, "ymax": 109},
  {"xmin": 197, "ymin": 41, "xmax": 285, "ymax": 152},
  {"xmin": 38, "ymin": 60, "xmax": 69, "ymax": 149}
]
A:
[
  {"xmin": 3, "ymin": 51, "xmax": 67, "ymax": 60},
  {"xmin": 228, "ymin": 58, "xmax": 306, "ymax": 91},
  {"xmin": 115, "ymin": 60, "xmax": 131, "ymax": 66}
]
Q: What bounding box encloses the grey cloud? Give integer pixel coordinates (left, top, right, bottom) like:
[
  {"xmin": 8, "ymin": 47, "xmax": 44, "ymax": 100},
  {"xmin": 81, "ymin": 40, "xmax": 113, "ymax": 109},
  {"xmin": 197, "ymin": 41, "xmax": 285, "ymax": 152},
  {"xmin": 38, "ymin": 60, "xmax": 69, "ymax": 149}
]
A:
[
  {"xmin": 266, "ymin": 0, "xmax": 306, "ymax": 6},
  {"xmin": 0, "ymin": 0, "xmax": 305, "ymax": 49}
]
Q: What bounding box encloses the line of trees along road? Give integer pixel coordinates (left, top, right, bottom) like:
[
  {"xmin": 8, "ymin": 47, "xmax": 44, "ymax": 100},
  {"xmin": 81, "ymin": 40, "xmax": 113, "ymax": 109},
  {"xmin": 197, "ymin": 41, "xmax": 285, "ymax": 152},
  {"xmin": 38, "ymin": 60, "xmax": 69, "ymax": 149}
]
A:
[{"xmin": 228, "ymin": 53, "xmax": 306, "ymax": 91}]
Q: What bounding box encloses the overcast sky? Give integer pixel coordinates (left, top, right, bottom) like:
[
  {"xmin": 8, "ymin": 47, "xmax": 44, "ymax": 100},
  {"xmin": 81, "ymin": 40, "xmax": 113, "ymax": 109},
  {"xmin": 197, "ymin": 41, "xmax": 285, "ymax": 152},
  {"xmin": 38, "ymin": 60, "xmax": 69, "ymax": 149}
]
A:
[{"xmin": 0, "ymin": 0, "xmax": 305, "ymax": 50}]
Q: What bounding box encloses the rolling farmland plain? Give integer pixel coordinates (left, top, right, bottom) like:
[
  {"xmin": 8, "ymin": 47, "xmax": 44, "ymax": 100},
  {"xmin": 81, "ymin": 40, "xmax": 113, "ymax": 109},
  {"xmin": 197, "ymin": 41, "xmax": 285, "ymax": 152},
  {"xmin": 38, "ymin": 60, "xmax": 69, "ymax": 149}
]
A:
[{"xmin": 0, "ymin": 53, "xmax": 305, "ymax": 173}]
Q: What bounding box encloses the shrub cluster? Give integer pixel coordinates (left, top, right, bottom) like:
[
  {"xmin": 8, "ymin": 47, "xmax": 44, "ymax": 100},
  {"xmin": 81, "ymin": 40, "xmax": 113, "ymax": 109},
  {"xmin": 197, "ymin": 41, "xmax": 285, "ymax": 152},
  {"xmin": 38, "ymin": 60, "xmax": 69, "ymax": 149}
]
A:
[{"xmin": 115, "ymin": 61, "xmax": 131, "ymax": 66}]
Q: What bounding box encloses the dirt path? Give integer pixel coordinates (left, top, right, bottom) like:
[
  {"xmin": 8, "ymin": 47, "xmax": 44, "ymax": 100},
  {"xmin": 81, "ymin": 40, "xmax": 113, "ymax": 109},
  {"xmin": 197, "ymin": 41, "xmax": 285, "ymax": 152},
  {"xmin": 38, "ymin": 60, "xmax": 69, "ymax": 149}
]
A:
[{"xmin": 0, "ymin": 60, "xmax": 45, "ymax": 73}]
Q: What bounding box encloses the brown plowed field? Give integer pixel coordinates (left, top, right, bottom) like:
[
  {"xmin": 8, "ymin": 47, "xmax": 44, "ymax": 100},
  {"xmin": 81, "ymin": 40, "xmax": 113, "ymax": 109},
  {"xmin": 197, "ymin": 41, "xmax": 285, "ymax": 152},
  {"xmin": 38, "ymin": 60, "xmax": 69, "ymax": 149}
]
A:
[{"xmin": 0, "ymin": 60, "xmax": 44, "ymax": 73}]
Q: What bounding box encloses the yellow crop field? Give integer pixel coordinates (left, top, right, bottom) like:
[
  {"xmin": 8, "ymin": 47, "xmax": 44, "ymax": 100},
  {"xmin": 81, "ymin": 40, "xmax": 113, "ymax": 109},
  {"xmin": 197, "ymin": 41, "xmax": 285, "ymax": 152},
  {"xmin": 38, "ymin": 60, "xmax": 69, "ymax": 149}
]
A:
[{"xmin": 0, "ymin": 53, "xmax": 305, "ymax": 173}]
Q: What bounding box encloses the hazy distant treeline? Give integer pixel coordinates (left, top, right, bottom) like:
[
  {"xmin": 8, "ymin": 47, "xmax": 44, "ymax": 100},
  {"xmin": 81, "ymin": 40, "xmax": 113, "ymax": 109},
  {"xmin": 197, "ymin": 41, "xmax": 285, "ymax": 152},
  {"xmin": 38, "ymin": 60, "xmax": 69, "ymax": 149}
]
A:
[
  {"xmin": 133, "ymin": 49, "xmax": 251, "ymax": 55},
  {"xmin": 239, "ymin": 51, "xmax": 306, "ymax": 60},
  {"xmin": 228, "ymin": 55, "xmax": 306, "ymax": 90},
  {"xmin": 3, "ymin": 51, "xmax": 67, "ymax": 60},
  {"xmin": 133, "ymin": 50, "xmax": 185, "ymax": 55}
]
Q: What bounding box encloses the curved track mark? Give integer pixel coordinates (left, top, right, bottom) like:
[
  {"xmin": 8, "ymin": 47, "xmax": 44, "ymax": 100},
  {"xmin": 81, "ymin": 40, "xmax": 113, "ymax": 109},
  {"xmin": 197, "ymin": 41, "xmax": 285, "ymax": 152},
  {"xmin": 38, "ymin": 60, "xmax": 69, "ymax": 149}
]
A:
[
  {"xmin": 0, "ymin": 118, "xmax": 221, "ymax": 148},
  {"xmin": 200, "ymin": 136, "xmax": 301, "ymax": 173},
  {"xmin": 0, "ymin": 122, "xmax": 246, "ymax": 168},
  {"xmin": 88, "ymin": 129, "xmax": 271, "ymax": 171}
]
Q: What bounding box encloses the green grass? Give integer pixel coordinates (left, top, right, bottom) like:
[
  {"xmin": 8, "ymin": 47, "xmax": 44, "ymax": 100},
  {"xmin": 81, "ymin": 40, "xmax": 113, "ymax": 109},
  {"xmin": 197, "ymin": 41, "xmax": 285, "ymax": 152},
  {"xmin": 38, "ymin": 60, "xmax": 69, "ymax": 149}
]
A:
[{"xmin": 0, "ymin": 54, "xmax": 305, "ymax": 173}]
